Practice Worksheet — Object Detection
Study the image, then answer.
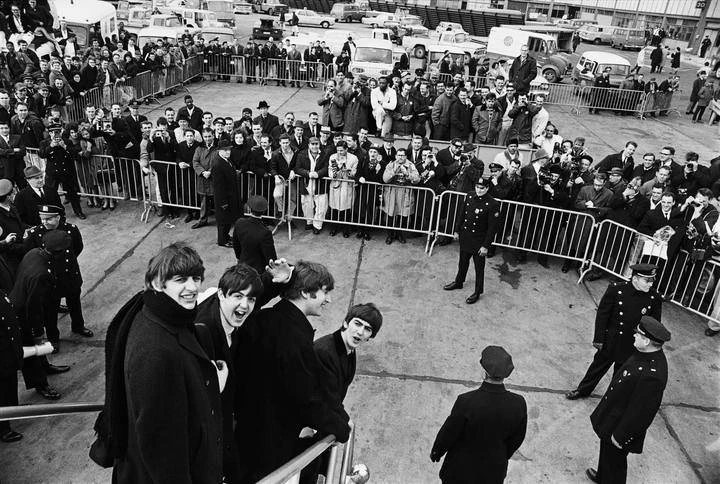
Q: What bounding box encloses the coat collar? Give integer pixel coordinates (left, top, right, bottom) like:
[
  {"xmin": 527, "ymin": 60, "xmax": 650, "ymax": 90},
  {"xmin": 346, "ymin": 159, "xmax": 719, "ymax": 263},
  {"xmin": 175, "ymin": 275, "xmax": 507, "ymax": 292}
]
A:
[
  {"xmin": 143, "ymin": 306, "xmax": 211, "ymax": 362},
  {"xmin": 274, "ymin": 298, "xmax": 314, "ymax": 335},
  {"xmin": 333, "ymin": 329, "xmax": 351, "ymax": 356},
  {"xmin": 480, "ymin": 381, "xmax": 507, "ymax": 393}
]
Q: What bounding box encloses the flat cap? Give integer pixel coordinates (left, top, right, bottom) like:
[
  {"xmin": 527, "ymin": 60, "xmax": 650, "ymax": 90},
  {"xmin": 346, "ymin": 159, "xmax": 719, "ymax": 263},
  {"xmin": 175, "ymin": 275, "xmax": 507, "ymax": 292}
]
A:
[
  {"xmin": 212, "ymin": 117, "xmax": 225, "ymax": 125},
  {"xmin": 247, "ymin": 195, "xmax": 268, "ymax": 213},
  {"xmin": 533, "ymin": 148, "xmax": 550, "ymax": 162},
  {"xmin": 42, "ymin": 230, "xmax": 71, "ymax": 252},
  {"xmin": 217, "ymin": 139, "xmax": 232, "ymax": 149},
  {"xmin": 24, "ymin": 165, "xmax": 43, "ymax": 179},
  {"xmin": 38, "ymin": 204, "xmax": 63, "ymax": 215},
  {"xmin": 0, "ymin": 179, "xmax": 12, "ymax": 197},
  {"xmin": 637, "ymin": 316, "xmax": 671, "ymax": 343},
  {"xmin": 630, "ymin": 263, "xmax": 657, "ymax": 278},
  {"xmin": 480, "ymin": 345, "xmax": 514, "ymax": 379}
]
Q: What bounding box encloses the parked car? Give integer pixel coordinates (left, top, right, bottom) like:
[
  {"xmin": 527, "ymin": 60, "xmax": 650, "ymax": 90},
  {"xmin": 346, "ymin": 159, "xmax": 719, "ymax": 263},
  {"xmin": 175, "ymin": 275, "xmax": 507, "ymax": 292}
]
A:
[
  {"xmin": 252, "ymin": 17, "xmax": 283, "ymax": 40},
  {"xmin": 435, "ymin": 21, "xmax": 464, "ymax": 34},
  {"xmin": 361, "ymin": 12, "xmax": 398, "ymax": 28},
  {"xmin": 292, "ymin": 9, "xmax": 336, "ymax": 29},
  {"xmin": 330, "ymin": 3, "xmax": 366, "ymax": 23},
  {"xmin": 610, "ymin": 26, "xmax": 646, "ymax": 50},
  {"xmin": 234, "ymin": 1, "xmax": 253, "ymax": 14},
  {"xmin": 252, "ymin": 0, "xmax": 288, "ymax": 15},
  {"xmin": 571, "ymin": 51, "xmax": 631, "ymax": 88},
  {"xmin": 399, "ymin": 16, "xmax": 427, "ymax": 36},
  {"xmin": 578, "ymin": 24, "xmax": 613, "ymax": 45}
]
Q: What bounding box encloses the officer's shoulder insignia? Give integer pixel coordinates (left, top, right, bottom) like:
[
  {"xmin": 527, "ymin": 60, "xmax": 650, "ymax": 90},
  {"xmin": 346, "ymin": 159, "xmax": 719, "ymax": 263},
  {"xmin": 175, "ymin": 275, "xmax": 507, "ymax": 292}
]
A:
[
  {"xmin": 641, "ymin": 308, "xmax": 647, "ymax": 314},
  {"xmin": 494, "ymin": 212, "xmax": 500, "ymax": 217},
  {"xmin": 475, "ymin": 208, "xmax": 480, "ymax": 214}
]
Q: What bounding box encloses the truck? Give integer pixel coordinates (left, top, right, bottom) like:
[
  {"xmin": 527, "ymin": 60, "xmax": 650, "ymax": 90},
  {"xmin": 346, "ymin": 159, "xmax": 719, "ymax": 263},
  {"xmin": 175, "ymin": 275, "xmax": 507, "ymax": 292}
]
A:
[
  {"xmin": 402, "ymin": 29, "xmax": 484, "ymax": 59},
  {"xmin": 54, "ymin": 0, "xmax": 118, "ymax": 51},
  {"xmin": 251, "ymin": 0, "xmax": 288, "ymax": 15},
  {"xmin": 485, "ymin": 26, "xmax": 575, "ymax": 83}
]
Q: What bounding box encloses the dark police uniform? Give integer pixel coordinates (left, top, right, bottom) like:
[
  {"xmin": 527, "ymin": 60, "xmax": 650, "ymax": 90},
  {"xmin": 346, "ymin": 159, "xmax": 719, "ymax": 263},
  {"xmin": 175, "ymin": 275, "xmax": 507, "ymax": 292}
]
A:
[
  {"xmin": 25, "ymin": 208, "xmax": 88, "ymax": 344},
  {"xmin": 447, "ymin": 181, "xmax": 500, "ymax": 301},
  {"xmin": 572, "ymin": 268, "xmax": 662, "ymax": 398},
  {"xmin": 589, "ymin": 317, "xmax": 669, "ymax": 484},
  {"xmin": 0, "ymin": 292, "xmax": 23, "ymax": 439}
]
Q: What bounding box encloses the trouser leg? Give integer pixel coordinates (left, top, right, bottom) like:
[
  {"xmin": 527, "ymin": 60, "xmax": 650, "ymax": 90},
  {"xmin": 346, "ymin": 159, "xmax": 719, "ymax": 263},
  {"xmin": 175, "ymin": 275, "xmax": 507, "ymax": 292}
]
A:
[
  {"xmin": 597, "ymin": 438, "xmax": 628, "ymax": 484},
  {"xmin": 0, "ymin": 372, "xmax": 18, "ymax": 434},
  {"xmin": 455, "ymin": 250, "xmax": 472, "ymax": 284},
  {"xmin": 65, "ymin": 286, "xmax": 85, "ymax": 332},
  {"xmin": 313, "ymin": 194, "xmax": 328, "ymax": 229},
  {"xmin": 472, "ymin": 253, "xmax": 485, "ymax": 294},
  {"xmin": 575, "ymin": 348, "xmax": 614, "ymax": 396},
  {"xmin": 217, "ymin": 224, "xmax": 230, "ymax": 245},
  {"xmin": 199, "ymin": 195, "xmax": 208, "ymax": 221},
  {"xmin": 45, "ymin": 297, "xmax": 60, "ymax": 344}
]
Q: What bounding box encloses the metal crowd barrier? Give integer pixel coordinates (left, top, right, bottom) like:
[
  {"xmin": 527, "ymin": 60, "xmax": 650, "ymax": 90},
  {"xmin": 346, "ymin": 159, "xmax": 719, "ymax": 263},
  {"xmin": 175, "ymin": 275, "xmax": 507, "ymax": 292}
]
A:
[
  {"xmin": 25, "ymin": 147, "xmax": 45, "ymax": 171},
  {"xmin": 576, "ymin": 85, "xmax": 646, "ymax": 115},
  {"xmin": 583, "ymin": 219, "xmax": 720, "ymax": 325},
  {"xmin": 203, "ymin": 54, "xmax": 335, "ymax": 87},
  {"xmin": 286, "ymin": 176, "xmax": 437, "ymax": 250},
  {"xmin": 237, "ymin": 171, "xmax": 287, "ymax": 228},
  {"xmin": 66, "ymin": 87, "xmax": 104, "ymax": 124},
  {"xmin": 429, "ymin": 191, "xmax": 597, "ymax": 264}
]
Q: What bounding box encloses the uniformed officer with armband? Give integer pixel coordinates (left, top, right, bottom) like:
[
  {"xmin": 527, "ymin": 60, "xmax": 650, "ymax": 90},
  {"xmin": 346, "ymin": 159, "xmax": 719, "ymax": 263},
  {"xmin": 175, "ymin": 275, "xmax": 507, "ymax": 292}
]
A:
[
  {"xmin": 585, "ymin": 316, "xmax": 670, "ymax": 484},
  {"xmin": 25, "ymin": 205, "xmax": 92, "ymax": 353},
  {"xmin": 566, "ymin": 263, "xmax": 662, "ymax": 400},
  {"xmin": 443, "ymin": 176, "xmax": 500, "ymax": 304}
]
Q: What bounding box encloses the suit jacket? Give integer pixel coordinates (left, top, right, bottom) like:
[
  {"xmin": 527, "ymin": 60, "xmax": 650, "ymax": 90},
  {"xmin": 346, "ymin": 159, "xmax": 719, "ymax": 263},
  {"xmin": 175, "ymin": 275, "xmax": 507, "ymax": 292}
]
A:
[
  {"xmin": 6, "ymin": 14, "xmax": 31, "ymax": 34},
  {"xmin": 637, "ymin": 206, "xmax": 684, "ymax": 259},
  {"xmin": 123, "ymin": 114, "xmax": 148, "ymax": 144},
  {"xmin": 231, "ymin": 217, "xmax": 276, "ymax": 274},
  {"xmin": 177, "ymin": 105, "xmax": 204, "ymax": 132},
  {"xmin": 294, "ymin": 150, "xmax": 329, "ymax": 195},
  {"xmin": 0, "ymin": 204, "xmax": 27, "ymax": 276},
  {"xmin": 591, "ymin": 350, "xmax": 668, "ymax": 454},
  {"xmin": 10, "ymin": 115, "xmax": 44, "ymax": 149},
  {"xmin": 432, "ymin": 382, "xmax": 527, "ymax": 484},
  {"xmin": 314, "ymin": 329, "xmax": 354, "ymax": 423},
  {"xmin": 9, "ymin": 248, "xmax": 54, "ymax": 334},
  {"xmin": 14, "ymin": 185, "xmax": 62, "ymax": 226},
  {"xmin": 303, "ymin": 122, "xmax": 321, "ymax": 139},
  {"xmin": 253, "ymin": 114, "xmax": 279, "ymax": 135},
  {"xmin": 0, "ymin": 134, "xmax": 26, "ymax": 182}
]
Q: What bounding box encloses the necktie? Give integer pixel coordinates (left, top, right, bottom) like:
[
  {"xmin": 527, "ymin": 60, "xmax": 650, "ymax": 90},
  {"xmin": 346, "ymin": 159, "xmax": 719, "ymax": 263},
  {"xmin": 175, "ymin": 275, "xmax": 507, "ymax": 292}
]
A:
[{"xmin": 39, "ymin": 188, "xmax": 44, "ymax": 198}]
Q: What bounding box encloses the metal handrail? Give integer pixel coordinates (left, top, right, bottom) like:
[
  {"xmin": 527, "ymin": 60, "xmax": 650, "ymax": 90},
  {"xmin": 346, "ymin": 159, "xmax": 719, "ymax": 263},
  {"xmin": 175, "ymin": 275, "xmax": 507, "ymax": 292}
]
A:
[
  {"xmin": 257, "ymin": 434, "xmax": 336, "ymax": 484},
  {"xmin": 338, "ymin": 422, "xmax": 356, "ymax": 482},
  {"xmin": 0, "ymin": 402, "xmax": 103, "ymax": 421}
]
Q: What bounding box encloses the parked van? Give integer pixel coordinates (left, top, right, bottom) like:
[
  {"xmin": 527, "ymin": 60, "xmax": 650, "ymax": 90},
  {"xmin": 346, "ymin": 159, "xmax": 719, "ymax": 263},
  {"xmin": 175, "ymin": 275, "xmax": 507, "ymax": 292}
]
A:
[
  {"xmin": 55, "ymin": 0, "xmax": 117, "ymax": 50},
  {"xmin": 578, "ymin": 24, "xmax": 613, "ymax": 45},
  {"xmin": 486, "ymin": 26, "xmax": 574, "ymax": 83},
  {"xmin": 349, "ymin": 38, "xmax": 395, "ymax": 78},
  {"xmin": 610, "ymin": 27, "xmax": 645, "ymax": 50},
  {"xmin": 571, "ymin": 51, "xmax": 631, "ymax": 88},
  {"xmin": 331, "ymin": 3, "xmax": 366, "ymax": 23}
]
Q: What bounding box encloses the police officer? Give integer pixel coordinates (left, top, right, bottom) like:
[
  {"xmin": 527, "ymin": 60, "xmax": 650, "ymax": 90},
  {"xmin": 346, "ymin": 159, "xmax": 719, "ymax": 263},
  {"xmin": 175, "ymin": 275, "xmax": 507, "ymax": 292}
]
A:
[
  {"xmin": 585, "ymin": 316, "xmax": 670, "ymax": 484},
  {"xmin": 443, "ymin": 176, "xmax": 500, "ymax": 304},
  {"xmin": 566, "ymin": 264, "xmax": 662, "ymax": 400},
  {"xmin": 25, "ymin": 205, "xmax": 92, "ymax": 352}
]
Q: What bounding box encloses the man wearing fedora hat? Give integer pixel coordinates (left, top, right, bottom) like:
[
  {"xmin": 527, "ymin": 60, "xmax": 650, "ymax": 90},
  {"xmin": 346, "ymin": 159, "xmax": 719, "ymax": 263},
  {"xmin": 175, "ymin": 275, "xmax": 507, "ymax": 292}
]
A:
[
  {"xmin": 211, "ymin": 140, "xmax": 240, "ymax": 247},
  {"xmin": 431, "ymin": 345, "xmax": 527, "ymax": 483},
  {"xmin": 253, "ymin": 100, "xmax": 279, "ymax": 136},
  {"xmin": 14, "ymin": 165, "xmax": 62, "ymax": 227},
  {"xmin": 232, "ymin": 195, "xmax": 277, "ymax": 274},
  {"xmin": 585, "ymin": 316, "xmax": 670, "ymax": 484}
]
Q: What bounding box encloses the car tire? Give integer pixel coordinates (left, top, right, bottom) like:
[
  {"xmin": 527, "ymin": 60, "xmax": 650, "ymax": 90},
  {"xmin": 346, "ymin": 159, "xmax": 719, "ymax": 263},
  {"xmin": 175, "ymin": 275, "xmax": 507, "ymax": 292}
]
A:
[
  {"xmin": 268, "ymin": 8, "xmax": 274, "ymax": 15},
  {"xmin": 371, "ymin": 23, "xmax": 377, "ymax": 28},
  {"xmin": 413, "ymin": 45, "xmax": 426, "ymax": 59},
  {"xmin": 321, "ymin": 21, "xmax": 330, "ymax": 28},
  {"xmin": 593, "ymin": 38, "xmax": 601, "ymax": 45}
]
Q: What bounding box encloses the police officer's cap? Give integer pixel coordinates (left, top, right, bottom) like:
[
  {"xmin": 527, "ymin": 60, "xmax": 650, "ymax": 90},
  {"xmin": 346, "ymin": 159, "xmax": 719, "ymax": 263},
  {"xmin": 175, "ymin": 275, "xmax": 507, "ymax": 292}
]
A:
[
  {"xmin": 48, "ymin": 122, "xmax": 63, "ymax": 132},
  {"xmin": 212, "ymin": 117, "xmax": 225, "ymax": 126},
  {"xmin": 38, "ymin": 204, "xmax": 63, "ymax": 215},
  {"xmin": 320, "ymin": 126, "xmax": 331, "ymax": 134},
  {"xmin": 630, "ymin": 263, "xmax": 657, "ymax": 278},
  {"xmin": 637, "ymin": 316, "xmax": 671, "ymax": 344},
  {"xmin": 489, "ymin": 162, "xmax": 503, "ymax": 171},
  {"xmin": 23, "ymin": 165, "xmax": 43, "ymax": 179},
  {"xmin": 247, "ymin": 195, "xmax": 268, "ymax": 213},
  {"xmin": 42, "ymin": 230, "xmax": 71, "ymax": 252},
  {"xmin": 475, "ymin": 176, "xmax": 491, "ymax": 188},
  {"xmin": 0, "ymin": 179, "xmax": 12, "ymax": 197},
  {"xmin": 480, "ymin": 345, "xmax": 514, "ymax": 378},
  {"xmin": 128, "ymin": 99, "xmax": 141, "ymax": 108},
  {"xmin": 308, "ymin": 137, "xmax": 320, "ymax": 144}
]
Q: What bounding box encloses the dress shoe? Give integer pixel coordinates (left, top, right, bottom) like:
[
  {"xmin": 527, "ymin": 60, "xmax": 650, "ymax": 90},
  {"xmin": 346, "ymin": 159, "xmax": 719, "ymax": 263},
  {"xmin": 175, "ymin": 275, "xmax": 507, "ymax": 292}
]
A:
[
  {"xmin": 443, "ymin": 281, "xmax": 463, "ymax": 291},
  {"xmin": 51, "ymin": 342, "xmax": 59, "ymax": 354},
  {"xmin": 0, "ymin": 429, "xmax": 23, "ymax": 443},
  {"xmin": 305, "ymin": 224, "xmax": 313, "ymax": 231},
  {"xmin": 75, "ymin": 211, "xmax": 87, "ymax": 220},
  {"xmin": 191, "ymin": 220, "xmax": 208, "ymax": 229},
  {"xmin": 45, "ymin": 364, "xmax": 70, "ymax": 374},
  {"xmin": 36, "ymin": 385, "xmax": 61, "ymax": 400},
  {"xmin": 705, "ymin": 328, "xmax": 720, "ymax": 337},
  {"xmin": 184, "ymin": 213, "xmax": 196, "ymax": 223},
  {"xmin": 561, "ymin": 261, "xmax": 571, "ymax": 273},
  {"xmin": 585, "ymin": 468, "xmax": 599, "ymax": 483},
  {"xmin": 465, "ymin": 293, "xmax": 480, "ymax": 304},
  {"xmin": 537, "ymin": 255, "xmax": 549, "ymax": 268},
  {"xmin": 312, "ymin": 228, "xmax": 321, "ymax": 235},
  {"xmin": 342, "ymin": 230, "xmax": 350, "ymax": 238},
  {"xmin": 72, "ymin": 328, "xmax": 94, "ymax": 337},
  {"xmin": 329, "ymin": 229, "xmax": 337, "ymax": 236},
  {"xmin": 565, "ymin": 389, "xmax": 587, "ymax": 400},
  {"xmin": 58, "ymin": 304, "xmax": 69, "ymax": 313},
  {"xmin": 356, "ymin": 231, "xmax": 364, "ymax": 239},
  {"xmin": 397, "ymin": 233, "xmax": 406, "ymax": 244},
  {"xmin": 385, "ymin": 235, "xmax": 393, "ymax": 245},
  {"xmin": 363, "ymin": 232, "xmax": 371, "ymax": 241}
]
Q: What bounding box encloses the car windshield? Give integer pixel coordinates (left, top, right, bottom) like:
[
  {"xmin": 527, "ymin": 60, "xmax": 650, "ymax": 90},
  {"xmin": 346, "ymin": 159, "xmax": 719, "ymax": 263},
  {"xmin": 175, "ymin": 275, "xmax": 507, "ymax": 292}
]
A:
[
  {"xmin": 355, "ymin": 47, "xmax": 392, "ymax": 63},
  {"xmin": 403, "ymin": 18, "xmax": 421, "ymax": 25},
  {"xmin": 599, "ymin": 63, "xmax": 630, "ymax": 76},
  {"xmin": 454, "ymin": 32, "xmax": 468, "ymax": 43},
  {"xmin": 545, "ymin": 40, "xmax": 557, "ymax": 54}
]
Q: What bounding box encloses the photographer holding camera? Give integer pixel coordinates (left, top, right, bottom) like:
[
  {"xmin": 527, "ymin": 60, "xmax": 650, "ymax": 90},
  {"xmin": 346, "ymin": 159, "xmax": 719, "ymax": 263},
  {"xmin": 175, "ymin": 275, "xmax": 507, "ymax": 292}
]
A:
[
  {"xmin": 38, "ymin": 123, "xmax": 85, "ymax": 219},
  {"xmin": 318, "ymin": 79, "xmax": 346, "ymax": 132}
]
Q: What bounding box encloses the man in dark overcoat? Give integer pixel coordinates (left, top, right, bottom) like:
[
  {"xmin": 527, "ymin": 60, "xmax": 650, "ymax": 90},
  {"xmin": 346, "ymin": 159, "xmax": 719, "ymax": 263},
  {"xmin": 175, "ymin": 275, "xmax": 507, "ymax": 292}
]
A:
[
  {"xmin": 38, "ymin": 124, "xmax": 85, "ymax": 219},
  {"xmin": 585, "ymin": 316, "xmax": 670, "ymax": 484},
  {"xmin": 212, "ymin": 139, "xmax": 241, "ymax": 247},
  {"xmin": 443, "ymin": 176, "xmax": 500, "ymax": 304},
  {"xmin": 14, "ymin": 165, "xmax": 62, "ymax": 227},
  {"xmin": 566, "ymin": 264, "xmax": 662, "ymax": 400},
  {"xmin": 431, "ymin": 346, "xmax": 527, "ymax": 484},
  {"xmin": 231, "ymin": 195, "xmax": 277, "ymax": 274},
  {"xmin": 239, "ymin": 261, "xmax": 350, "ymax": 482}
]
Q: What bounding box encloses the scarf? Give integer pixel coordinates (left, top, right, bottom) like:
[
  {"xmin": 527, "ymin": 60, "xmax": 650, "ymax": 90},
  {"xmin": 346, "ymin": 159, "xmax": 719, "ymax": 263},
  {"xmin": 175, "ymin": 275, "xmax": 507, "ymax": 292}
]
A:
[{"xmin": 142, "ymin": 290, "xmax": 197, "ymax": 328}]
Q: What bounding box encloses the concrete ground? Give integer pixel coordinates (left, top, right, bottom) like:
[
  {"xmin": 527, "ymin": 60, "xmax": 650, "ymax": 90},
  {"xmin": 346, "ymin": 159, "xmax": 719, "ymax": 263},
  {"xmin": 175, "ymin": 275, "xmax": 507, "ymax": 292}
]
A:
[{"xmin": 1, "ymin": 65, "xmax": 719, "ymax": 483}]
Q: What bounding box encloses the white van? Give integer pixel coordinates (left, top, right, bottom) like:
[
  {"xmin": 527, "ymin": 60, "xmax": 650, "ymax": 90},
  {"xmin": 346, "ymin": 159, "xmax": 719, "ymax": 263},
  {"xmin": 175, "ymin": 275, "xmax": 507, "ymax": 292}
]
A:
[
  {"xmin": 349, "ymin": 38, "xmax": 395, "ymax": 79},
  {"xmin": 54, "ymin": 0, "xmax": 118, "ymax": 49}
]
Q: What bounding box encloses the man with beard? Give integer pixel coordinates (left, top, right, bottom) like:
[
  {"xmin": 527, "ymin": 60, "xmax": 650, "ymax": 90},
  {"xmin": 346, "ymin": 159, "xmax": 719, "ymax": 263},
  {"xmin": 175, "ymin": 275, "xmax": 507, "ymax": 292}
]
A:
[
  {"xmin": 193, "ymin": 260, "xmax": 292, "ymax": 483},
  {"xmin": 240, "ymin": 261, "xmax": 350, "ymax": 481},
  {"xmin": 566, "ymin": 264, "xmax": 662, "ymax": 401}
]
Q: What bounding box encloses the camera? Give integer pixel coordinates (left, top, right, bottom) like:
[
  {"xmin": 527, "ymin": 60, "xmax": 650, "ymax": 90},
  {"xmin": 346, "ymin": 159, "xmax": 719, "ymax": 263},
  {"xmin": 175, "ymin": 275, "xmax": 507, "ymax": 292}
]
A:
[
  {"xmin": 538, "ymin": 167, "xmax": 555, "ymax": 185},
  {"xmin": 103, "ymin": 121, "xmax": 112, "ymax": 131}
]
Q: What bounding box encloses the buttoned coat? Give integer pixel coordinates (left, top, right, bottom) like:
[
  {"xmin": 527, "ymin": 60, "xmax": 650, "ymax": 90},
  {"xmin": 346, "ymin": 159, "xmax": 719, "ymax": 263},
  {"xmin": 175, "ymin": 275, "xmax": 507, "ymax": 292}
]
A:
[
  {"xmin": 591, "ymin": 350, "xmax": 668, "ymax": 454},
  {"xmin": 231, "ymin": 217, "xmax": 277, "ymax": 274},
  {"xmin": 211, "ymin": 153, "xmax": 240, "ymax": 225},
  {"xmin": 192, "ymin": 143, "xmax": 216, "ymax": 196},
  {"xmin": 594, "ymin": 281, "xmax": 662, "ymax": 365},
  {"xmin": 455, "ymin": 193, "xmax": 501, "ymax": 252}
]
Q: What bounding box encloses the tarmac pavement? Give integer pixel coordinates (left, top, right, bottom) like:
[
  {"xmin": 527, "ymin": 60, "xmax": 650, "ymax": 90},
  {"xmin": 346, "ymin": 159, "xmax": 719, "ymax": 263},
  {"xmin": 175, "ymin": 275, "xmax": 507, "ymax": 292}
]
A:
[{"xmin": 0, "ymin": 80, "xmax": 718, "ymax": 483}]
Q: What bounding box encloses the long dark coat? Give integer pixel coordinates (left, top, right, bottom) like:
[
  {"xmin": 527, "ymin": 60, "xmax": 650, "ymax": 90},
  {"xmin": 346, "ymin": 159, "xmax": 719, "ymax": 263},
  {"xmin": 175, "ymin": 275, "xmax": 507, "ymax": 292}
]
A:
[
  {"xmin": 432, "ymin": 382, "xmax": 527, "ymax": 484},
  {"xmin": 591, "ymin": 350, "xmax": 668, "ymax": 454},
  {"xmin": 13, "ymin": 184, "xmax": 62, "ymax": 227},
  {"xmin": 231, "ymin": 217, "xmax": 277, "ymax": 274},
  {"xmin": 192, "ymin": 143, "xmax": 216, "ymax": 196},
  {"xmin": 114, "ymin": 303, "xmax": 223, "ymax": 484},
  {"xmin": 0, "ymin": 204, "xmax": 27, "ymax": 277},
  {"xmin": 211, "ymin": 153, "xmax": 240, "ymax": 225}
]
